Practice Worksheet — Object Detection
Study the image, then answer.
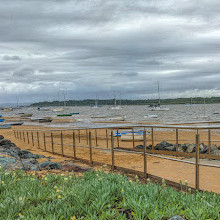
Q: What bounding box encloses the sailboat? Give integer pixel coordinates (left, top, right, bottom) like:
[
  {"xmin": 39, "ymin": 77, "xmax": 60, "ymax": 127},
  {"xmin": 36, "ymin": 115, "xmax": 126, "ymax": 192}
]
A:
[
  {"xmin": 52, "ymin": 91, "xmax": 69, "ymax": 112},
  {"xmin": 91, "ymin": 96, "xmax": 100, "ymax": 108},
  {"xmin": 185, "ymin": 97, "xmax": 196, "ymax": 106},
  {"xmin": 110, "ymin": 91, "xmax": 122, "ymax": 110},
  {"xmin": 150, "ymin": 81, "xmax": 169, "ymax": 111}
]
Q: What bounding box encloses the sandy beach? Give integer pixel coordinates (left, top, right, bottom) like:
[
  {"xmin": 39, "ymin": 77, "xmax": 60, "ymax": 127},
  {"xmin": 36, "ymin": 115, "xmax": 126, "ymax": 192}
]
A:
[{"xmin": 0, "ymin": 118, "xmax": 220, "ymax": 193}]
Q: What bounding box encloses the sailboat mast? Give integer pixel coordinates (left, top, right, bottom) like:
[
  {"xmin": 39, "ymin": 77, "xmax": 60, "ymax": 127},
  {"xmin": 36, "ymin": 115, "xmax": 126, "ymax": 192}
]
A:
[
  {"xmin": 157, "ymin": 81, "xmax": 161, "ymax": 105},
  {"xmin": 63, "ymin": 90, "xmax": 66, "ymax": 107},
  {"xmin": 114, "ymin": 90, "xmax": 117, "ymax": 107}
]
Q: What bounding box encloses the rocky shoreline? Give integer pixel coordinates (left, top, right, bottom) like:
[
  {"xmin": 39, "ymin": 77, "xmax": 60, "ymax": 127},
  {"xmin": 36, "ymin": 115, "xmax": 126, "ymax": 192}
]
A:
[
  {"xmin": 0, "ymin": 135, "xmax": 90, "ymax": 172},
  {"xmin": 136, "ymin": 141, "xmax": 220, "ymax": 155}
]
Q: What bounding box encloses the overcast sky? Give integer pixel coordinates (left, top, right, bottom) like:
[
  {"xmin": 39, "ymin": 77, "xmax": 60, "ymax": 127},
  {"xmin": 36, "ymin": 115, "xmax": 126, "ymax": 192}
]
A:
[{"xmin": 1, "ymin": 0, "xmax": 220, "ymax": 104}]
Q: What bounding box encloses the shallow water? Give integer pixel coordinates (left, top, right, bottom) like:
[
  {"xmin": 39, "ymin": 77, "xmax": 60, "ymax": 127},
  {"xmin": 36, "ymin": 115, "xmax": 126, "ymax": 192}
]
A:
[{"xmin": 2, "ymin": 103, "xmax": 220, "ymax": 128}]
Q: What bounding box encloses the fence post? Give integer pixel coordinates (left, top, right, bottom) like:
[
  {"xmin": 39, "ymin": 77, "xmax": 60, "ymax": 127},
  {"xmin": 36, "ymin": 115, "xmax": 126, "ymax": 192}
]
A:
[
  {"xmin": 106, "ymin": 129, "xmax": 109, "ymax": 148},
  {"xmin": 151, "ymin": 127, "xmax": 154, "ymax": 150},
  {"xmin": 195, "ymin": 134, "xmax": 200, "ymax": 190},
  {"xmin": 117, "ymin": 128, "xmax": 120, "ymax": 148},
  {"xmin": 95, "ymin": 129, "xmax": 98, "ymax": 146},
  {"xmin": 111, "ymin": 131, "xmax": 115, "ymax": 170},
  {"xmin": 14, "ymin": 130, "xmax": 16, "ymax": 138},
  {"xmin": 61, "ymin": 132, "xmax": 64, "ymax": 156},
  {"xmin": 208, "ymin": 129, "xmax": 211, "ymax": 154},
  {"xmin": 20, "ymin": 131, "xmax": 22, "ymax": 140},
  {"xmin": 89, "ymin": 132, "xmax": 93, "ymax": 165},
  {"xmin": 43, "ymin": 132, "xmax": 46, "ymax": 151},
  {"xmin": 73, "ymin": 131, "xmax": 76, "ymax": 159},
  {"xmin": 143, "ymin": 129, "xmax": 147, "ymax": 178},
  {"xmin": 31, "ymin": 132, "xmax": 34, "ymax": 147},
  {"xmin": 37, "ymin": 132, "xmax": 40, "ymax": 149},
  {"xmin": 176, "ymin": 129, "xmax": 179, "ymax": 156},
  {"xmin": 23, "ymin": 131, "xmax": 25, "ymax": 142},
  {"xmin": 27, "ymin": 132, "xmax": 30, "ymax": 144},
  {"xmin": 85, "ymin": 129, "xmax": 88, "ymax": 145},
  {"xmin": 132, "ymin": 128, "xmax": 135, "ymax": 148},
  {"xmin": 51, "ymin": 132, "xmax": 54, "ymax": 154},
  {"xmin": 78, "ymin": 130, "xmax": 80, "ymax": 143}
]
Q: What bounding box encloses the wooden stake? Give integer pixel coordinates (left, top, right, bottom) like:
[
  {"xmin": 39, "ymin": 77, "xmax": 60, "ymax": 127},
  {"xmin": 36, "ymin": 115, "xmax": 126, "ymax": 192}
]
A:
[
  {"xmin": 78, "ymin": 130, "xmax": 80, "ymax": 143},
  {"xmin": 86, "ymin": 129, "xmax": 88, "ymax": 145},
  {"xmin": 31, "ymin": 132, "xmax": 34, "ymax": 147},
  {"xmin": 37, "ymin": 132, "xmax": 40, "ymax": 149},
  {"xmin": 51, "ymin": 132, "xmax": 54, "ymax": 154},
  {"xmin": 111, "ymin": 131, "xmax": 115, "ymax": 170},
  {"xmin": 132, "ymin": 128, "xmax": 135, "ymax": 148},
  {"xmin": 195, "ymin": 134, "xmax": 200, "ymax": 190},
  {"xmin": 89, "ymin": 132, "xmax": 93, "ymax": 165},
  {"xmin": 95, "ymin": 129, "xmax": 98, "ymax": 146},
  {"xmin": 176, "ymin": 129, "xmax": 179, "ymax": 156},
  {"xmin": 27, "ymin": 132, "xmax": 30, "ymax": 144},
  {"xmin": 20, "ymin": 131, "xmax": 22, "ymax": 140},
  {"xmin": 43, "ymin": 133, "xmax": 46, "ymax": 151},
  {"xmin": 61, "ymin": 132, "xmax": 64, "ymax": 156},
  {"xmin": 106, "ymin": 129, "xmax": 109, "ymax": 148},
  {"xmin": 73, "ymin": 131, "xmax": 76, "ymax": 159},
  {"xmin": 23, "ymin": 131, "xmax": 25, "ymax": 142},
  {"xmin": 117, "ymin": 129, "xmax": 119, "ymax": 148},
  {"xmin": 143, "ymin": 129, "xmax": 147, "ymax": 178},
  {"xmin": 151, "ymin": 127, "xmax": 154, "ymax": 150},
  {"xmin": 208, "ymin": 129, "xmax": 211, "ymax": 154},
  {"xmin": 14, "ymin": 130, "xmax": 16, "ymax": 138}
]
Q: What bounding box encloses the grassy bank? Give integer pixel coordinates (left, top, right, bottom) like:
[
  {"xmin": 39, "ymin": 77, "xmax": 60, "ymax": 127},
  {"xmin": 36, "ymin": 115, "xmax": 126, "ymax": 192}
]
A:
[{"xmin": 0, "ymin": 168, "xmax": 219, "ymax": 220}]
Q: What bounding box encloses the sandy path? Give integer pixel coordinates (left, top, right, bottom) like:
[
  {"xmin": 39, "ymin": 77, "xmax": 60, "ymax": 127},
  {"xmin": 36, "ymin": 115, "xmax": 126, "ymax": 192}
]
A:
[{"xmin": 1, "ymin": 124, "xmax": 220, "ymax": 193}]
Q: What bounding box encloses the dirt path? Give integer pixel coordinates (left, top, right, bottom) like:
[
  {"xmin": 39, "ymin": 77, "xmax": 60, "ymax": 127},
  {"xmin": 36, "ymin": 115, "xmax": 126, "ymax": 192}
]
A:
[{"xmin": 1, "ymin": 125, "xmax": 220, "ymax": 193}]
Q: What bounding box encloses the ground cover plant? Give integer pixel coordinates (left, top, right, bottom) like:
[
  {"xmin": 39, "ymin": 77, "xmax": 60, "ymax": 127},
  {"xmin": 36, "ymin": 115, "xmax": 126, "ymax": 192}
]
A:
[{"xmin": 0, "ymin": 167, "xmax": 219, "ymax": 220}]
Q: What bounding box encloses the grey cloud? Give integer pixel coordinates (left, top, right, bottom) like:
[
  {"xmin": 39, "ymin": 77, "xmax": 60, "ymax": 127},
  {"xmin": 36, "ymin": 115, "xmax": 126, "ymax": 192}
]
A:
[{"xmin": 2, "ymin": 55, "xmax": 21, "ymax": 61}]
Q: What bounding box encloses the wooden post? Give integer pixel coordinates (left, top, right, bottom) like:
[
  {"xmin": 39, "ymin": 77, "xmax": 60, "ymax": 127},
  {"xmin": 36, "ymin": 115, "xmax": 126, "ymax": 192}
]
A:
[
  {"xmin": 95, "ymin": 129, "xmax": 98, "ymax": 146},
  {"xmin": 78, "ymin": 130, "xmax": 80, "ymax": 143},
  {"xmin": 23, "ymin": 131, "xmax": 25, "ymax": 142},
  {"xmin": 195, "ymin": 134, "xmax": 200, "ymax": 190},
  {"xmin": 176, "ymin": 129, "xmax": 179, "ymax": 156},
  {"xmin": 111, "ymin": 131, "xmax": 115, "ymax": 170},
  {"xmin": 51, "ymin": 132, "xmax": 54, "ymax": 154},
  {"xmin": 61, "ymin": 132, "xmax": 64, "ymax": 156},
  {"xmin": 151, "ymin": 127, "xmax": 154, "ymax": 150},
  {"xmin": 208, "ymin": 129, "xmax": 211, "ymax": 154},
  {"xmin": 132, "ymin": 128, "xmax": 135, "ymax": 148},
  {"xmin": 14, "ymin": 130, "xmax": 16, "ymax": 138},
  {"xmin": 20, "ymin": 131, "xmax": 22, "ymax": 140},
  {"xmin": 117, "ymin": 129, "xmax": 120, "ymax": 148},
  {"xmin": 43, "ymin": 133, "xmax": 46, "ymax": 151},
  {"xmin": 143, "ymin": 129, "xmax": 147, "ymax": 178},
  {"xmin": 86, "ymin": 129, "xmax": 88, "ymax": 145},
  {"xmin": 37, "ymin": 132, "xmax": 40, "ymax": 149},
  {"xmin": 73, "ymin": 131, "xmax": 76, "ymax": 159},
  {"xmin": 106, "ymin": 129, "xmax": 109, "ymax": 148},
  {"xmin": 27, "ymin": 132, "xmax": 30, "ymax": 144},
  {"xmin": 89, "ymin": 132, "xmax": 93, "ymax": 165},
  {"xmin": 31, "ymin": 132, "xmax": 34, "ymax": 147}
]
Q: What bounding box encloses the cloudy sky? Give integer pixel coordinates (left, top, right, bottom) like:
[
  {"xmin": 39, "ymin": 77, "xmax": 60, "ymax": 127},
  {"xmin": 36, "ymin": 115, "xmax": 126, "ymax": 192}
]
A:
[{"xmin": 1, "ymin": 0, "xmax": 220, "ymax": 104}]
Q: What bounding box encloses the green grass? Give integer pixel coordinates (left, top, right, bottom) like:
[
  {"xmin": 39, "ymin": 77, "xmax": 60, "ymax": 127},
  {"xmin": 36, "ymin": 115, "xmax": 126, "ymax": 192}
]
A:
[{"xmin": 0, "ymin": 168, "xmax": 219, "ymax": 220}]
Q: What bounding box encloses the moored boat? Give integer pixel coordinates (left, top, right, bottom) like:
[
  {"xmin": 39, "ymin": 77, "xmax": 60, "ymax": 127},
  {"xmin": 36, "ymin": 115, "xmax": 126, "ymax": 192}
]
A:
[
  {"xmin": 0, "ymin": 124, "xmax": 11, "ymax": 129},
  {"xmin": 57, "ymin": 114, "xmax": 72, "ymax": 117},
  {"xmin": 20, "ymin": 113, "xmax": 33, "ymax": 117}
]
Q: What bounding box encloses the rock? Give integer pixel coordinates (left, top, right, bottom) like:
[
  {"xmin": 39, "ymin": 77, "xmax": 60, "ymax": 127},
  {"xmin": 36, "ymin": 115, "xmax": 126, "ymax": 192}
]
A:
[
  {"xmin": 147, "ymin": 145, "xmax": 152, "ymax": 150},
  {"xmin": 212, "ymin": 149, "xmax": 220, "ymax": 156},
  {"xmin": 17, "ymin": 150, "xmax": 45, "ymax": 159},
  {"xmin": 186, "ymin": 144, "xmax": 196, "ymax": 153},
  {"xmin": 135, "ymin": 145, "xmax": 144, "ymax": 150},
  {"xmin": 0, "ymin": 156, "xmax": 17, "ymax": 167},
  {"xmin": 169, "ymin": 216, "xmax": 185, "ymax": 220},
  {"xmin": 199, "ymin": 143, "xmax": 208, "ymax": 154},
  {"xmin": 62, "ymin": 163, "xmax": 92, "ymax": 172},
  {"xmin": 0, "ymin": 135, "xmax": 4, "ymax": 140},
  {"xmin": 0, "ymin": 139, "xmax": 11, "ymax": 146},
  {"xmin": 178, "ymin": 145, "xmax": 185, "ymax": 152},
  {"xmin": 164, "ymin": 145, "xmax": 176, "ymax": 151},
  {"xmin": 210, "ymin": 144, "xmax": 217, "ymax": 151},
  {"xmin": 155, "ymin": 141, "xmax": 173, "ymax": 150},
  {"xmin": 39, "ymin": 161, "xmax": 62, "ymax": 170}
]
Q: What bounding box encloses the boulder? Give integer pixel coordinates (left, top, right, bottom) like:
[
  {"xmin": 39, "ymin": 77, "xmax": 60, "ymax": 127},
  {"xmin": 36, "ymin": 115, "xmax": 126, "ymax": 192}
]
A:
[
  {"xmin": 169, "ymin": 216, "xmax": 185, "ymax": 220},
  {"xmin": 147, "ymin": 145, "xmax": 152, "ymax": 150},
  {"xmin": 0, "ymin": 156, "xmax": 17, "ymax": 167},
  {"xmin": 199, "ymin": 143, "xmax": 208, "ymax": 154},
  {"xmin": 39, "ymin": 161, "xmax": 62, "ymax": 170},
  {"xmin": 0, "ymin": 139, "xmax": 11, "ymax": 146},
  {"xmin": 0, "ymin": 135, "xmax": 4, "ymax": 140},
  {"xmin": 18, "ymin": 150, "xmax": 45, "ymax": 159},
  {"xmin": 212, "ymin": 149, "xmax": 220, "ymax": 156},
  {"xmin": 186, "ymin": 144, "xmax": 196, "ymax": 153},
  {"xmin": 164, "ymin": 145, "xmax": 176, "ymax": 151},
  {"xmin": 178, "ymin": 145, "xmax": 185, "ymax": 152},
  {"xmin": 135, "ymin": 145, "xmax": 144, "ymax": 150},
  {"xmin": 155, "ymin": 141, "xmax": 173, "ymax": 150},
  {"xmin": 62, "ymin": 164, "xmax": 92, "ymax": 172},
  {"xmin": 210, "ymin": 144, "xmax": 217, "ymax": 151}
]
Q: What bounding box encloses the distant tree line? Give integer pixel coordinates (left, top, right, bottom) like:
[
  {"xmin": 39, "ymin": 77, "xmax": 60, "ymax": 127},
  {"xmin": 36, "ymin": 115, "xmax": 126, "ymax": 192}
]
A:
[{"xmin": 30, "ymin": 96, "xmax": 220, "ymax": 107}]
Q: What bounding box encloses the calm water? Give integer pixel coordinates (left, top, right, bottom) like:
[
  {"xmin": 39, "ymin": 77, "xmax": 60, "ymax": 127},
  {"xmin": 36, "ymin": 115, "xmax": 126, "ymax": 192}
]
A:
[{"xmin": 2, "ymin": 104, "xmax": 220, "ymax": 128}]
